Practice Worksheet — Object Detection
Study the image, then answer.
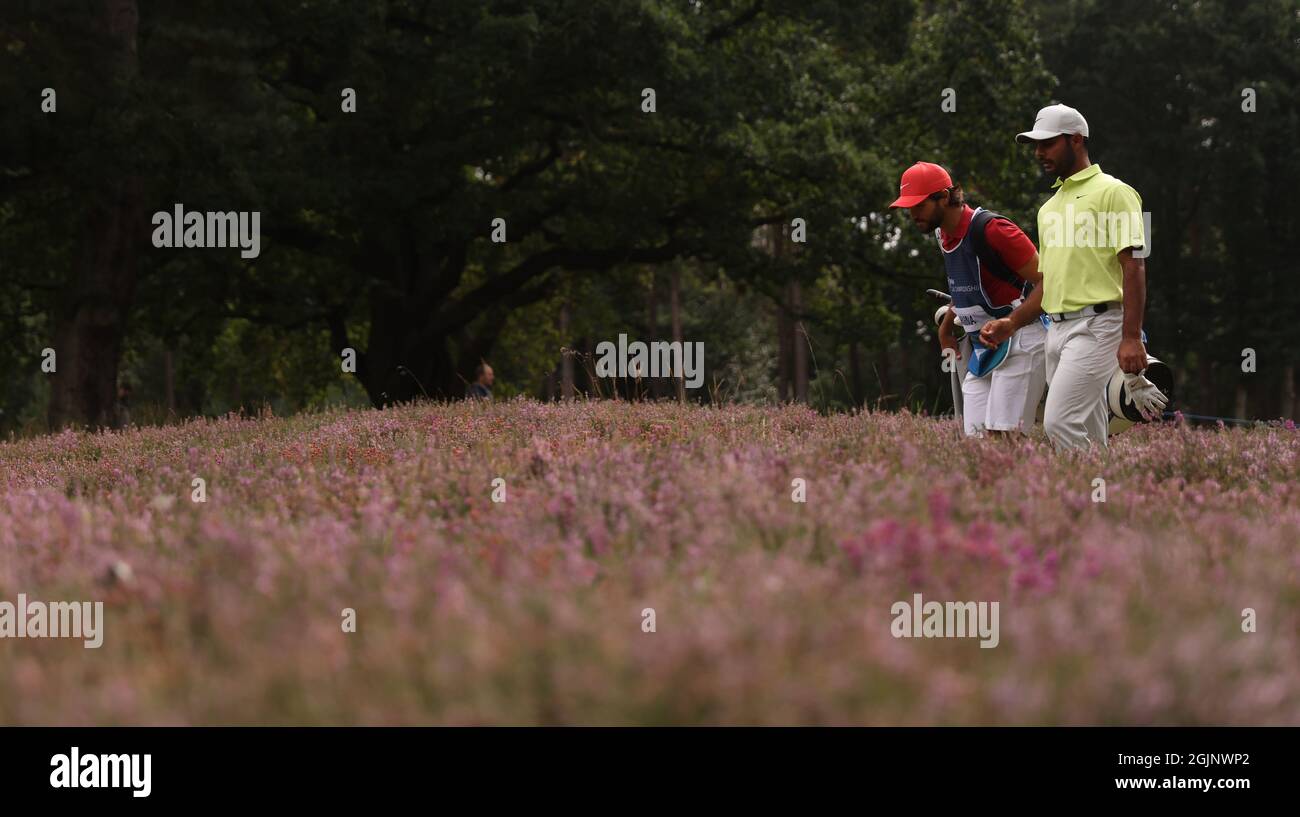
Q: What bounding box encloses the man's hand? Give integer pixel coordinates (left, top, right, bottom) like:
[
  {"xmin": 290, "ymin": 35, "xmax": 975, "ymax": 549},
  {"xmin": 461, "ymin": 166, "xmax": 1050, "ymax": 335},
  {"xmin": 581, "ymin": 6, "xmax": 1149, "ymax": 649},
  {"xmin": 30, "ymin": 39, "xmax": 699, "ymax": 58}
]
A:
[
  {"xmin": 941, "ymin": 325, "xmax": 961, "ymax": 361},
  {"xmin": 979, "ymin": 318, "xmax": 1015, "ymax": 349},
  {"xmin": 1118, "ymin": 338, "xmax": 1146, "ymax": 374},
  {"xmin": 941, "ymin": 309, "xmax": 961, "ymax": 361}
]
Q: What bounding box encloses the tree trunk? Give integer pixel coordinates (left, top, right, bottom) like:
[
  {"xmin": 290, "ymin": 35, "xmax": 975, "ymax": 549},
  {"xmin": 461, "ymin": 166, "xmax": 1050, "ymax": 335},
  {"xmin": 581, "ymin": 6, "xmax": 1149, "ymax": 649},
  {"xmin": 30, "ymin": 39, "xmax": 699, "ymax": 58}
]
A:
[
  {"xmin": 1234, "ymin": 383, "xmax": 1248, "ymax": 421},
  {"xmin": 344, "ymin": 225, "xmax": 566, "ymax": 406},
  {"xmin": 790, "ymin": 280, "xmax": 808, "ymax": 404},
  {"xmin": 777, "ymin": 297, "xmax": 792, "ymax": 401},
  {"xmin": 669, "ymin": 266, "xmax": 684, "ymax": 402},
  {"xmin": 892, "ymin": 342, "xmax": 909, "ymax": 411},
  {"xmin": 848, "ymin": 340, "xmax": 863, "ymax": 408},
  {"xmin": 643, "ymin": 268, "xmax": 662, "ymax": 399},
  {"xmin": 1198, "ymin": 360, "xmax": 1214, "ymax": 419},
  {"xmin": 354, "ymin": 289, "xmax": 458, "ymax": 404},
  {"xmin": 163, "ymin": 347, "xmax": 176, "ymax": 415},
  {"xmin": 767, "ymin": 220, "xmax": 808, "ymax": 405},
  {"xmin": 1280, "ymin": 363, "xmax": 1295, "ymax": 421},
  {"xmin": 560, "ymin": 300, "xmax": 574, "ymax": 400},
  {"xmin": 772, "ymin": 222, "xmax": 794, "ymax": 402},
  {"xmin": 47, "ymin": 0, "xmax": 143, "ymax": 431}
]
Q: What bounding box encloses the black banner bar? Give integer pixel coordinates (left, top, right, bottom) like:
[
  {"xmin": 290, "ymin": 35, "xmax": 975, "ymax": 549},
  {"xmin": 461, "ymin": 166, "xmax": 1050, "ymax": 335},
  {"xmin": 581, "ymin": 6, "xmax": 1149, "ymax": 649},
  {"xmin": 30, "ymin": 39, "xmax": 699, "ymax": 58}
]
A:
[{"xmin": 2, "ymin": 726, "xmax": 1287, "ymax": 805}]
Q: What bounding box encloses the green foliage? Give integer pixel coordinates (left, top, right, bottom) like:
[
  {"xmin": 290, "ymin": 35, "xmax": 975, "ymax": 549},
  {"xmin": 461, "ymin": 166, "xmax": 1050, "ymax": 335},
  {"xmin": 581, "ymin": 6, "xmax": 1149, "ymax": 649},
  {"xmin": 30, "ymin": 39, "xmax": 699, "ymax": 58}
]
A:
[{"xmin": 1, "ymin": 0, "xmax": 1294, "ymax": 427}]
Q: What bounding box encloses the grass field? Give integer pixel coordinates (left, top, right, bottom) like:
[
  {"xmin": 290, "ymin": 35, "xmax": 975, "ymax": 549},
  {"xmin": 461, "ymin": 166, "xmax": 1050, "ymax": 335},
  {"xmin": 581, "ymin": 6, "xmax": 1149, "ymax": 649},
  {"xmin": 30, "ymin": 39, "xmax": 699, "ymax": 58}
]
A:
[{"xmin": 0, "ymin": 400, "xmax": 1296, "ymax": 724}]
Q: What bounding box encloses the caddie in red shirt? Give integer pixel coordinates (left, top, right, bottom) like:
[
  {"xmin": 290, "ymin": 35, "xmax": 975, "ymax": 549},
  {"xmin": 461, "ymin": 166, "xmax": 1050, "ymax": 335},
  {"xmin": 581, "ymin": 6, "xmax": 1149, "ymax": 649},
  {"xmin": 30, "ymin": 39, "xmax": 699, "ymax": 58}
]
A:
[{"xmin": 890, "ymin": 162, "xmax": 1048, "ymax": 436}]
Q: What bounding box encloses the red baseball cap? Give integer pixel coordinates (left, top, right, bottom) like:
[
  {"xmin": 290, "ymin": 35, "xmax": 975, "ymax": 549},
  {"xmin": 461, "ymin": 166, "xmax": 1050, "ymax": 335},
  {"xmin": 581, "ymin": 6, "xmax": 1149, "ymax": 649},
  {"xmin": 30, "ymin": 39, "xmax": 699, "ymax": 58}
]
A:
[{"xmin": 889, "ymin": 162, "xmax": 953, "ymax": 208}]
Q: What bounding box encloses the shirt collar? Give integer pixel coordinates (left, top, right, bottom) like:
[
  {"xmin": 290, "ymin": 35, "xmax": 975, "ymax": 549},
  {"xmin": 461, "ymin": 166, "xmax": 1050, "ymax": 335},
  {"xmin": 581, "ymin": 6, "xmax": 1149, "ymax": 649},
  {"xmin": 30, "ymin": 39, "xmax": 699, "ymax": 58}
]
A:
[
  {"xmin": 939, "ymin": 204, "xmax": 976, "ymax": 246},
  {"xmin": 1051, "ymin": 163, "xmax": 1101, "ymax": 189}
]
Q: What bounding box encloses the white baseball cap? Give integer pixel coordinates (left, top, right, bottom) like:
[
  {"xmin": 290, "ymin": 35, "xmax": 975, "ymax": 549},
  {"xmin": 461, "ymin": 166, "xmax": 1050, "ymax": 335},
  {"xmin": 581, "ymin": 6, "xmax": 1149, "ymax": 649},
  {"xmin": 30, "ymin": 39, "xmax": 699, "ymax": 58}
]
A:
[{"xmin": 1016, "ymin": 104, "xmax": 1089, "ymax": 144}]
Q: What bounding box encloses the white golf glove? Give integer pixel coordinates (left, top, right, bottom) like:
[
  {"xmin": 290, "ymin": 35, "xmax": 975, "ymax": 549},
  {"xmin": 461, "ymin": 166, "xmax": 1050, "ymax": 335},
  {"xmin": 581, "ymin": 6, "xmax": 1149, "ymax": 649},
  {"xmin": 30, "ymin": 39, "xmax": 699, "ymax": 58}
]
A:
[{"xmin": 1123, "ymin": 371, "xmax": 1168, "ymax": 420}]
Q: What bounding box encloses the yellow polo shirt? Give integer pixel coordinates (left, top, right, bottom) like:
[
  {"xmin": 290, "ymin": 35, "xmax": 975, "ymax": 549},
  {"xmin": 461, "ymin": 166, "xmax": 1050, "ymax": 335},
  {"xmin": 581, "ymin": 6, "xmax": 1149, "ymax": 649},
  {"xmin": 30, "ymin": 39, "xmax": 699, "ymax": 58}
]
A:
[{"xmin": 1036, "ymin": 164, "xmax": 1145, "ymax": 314}]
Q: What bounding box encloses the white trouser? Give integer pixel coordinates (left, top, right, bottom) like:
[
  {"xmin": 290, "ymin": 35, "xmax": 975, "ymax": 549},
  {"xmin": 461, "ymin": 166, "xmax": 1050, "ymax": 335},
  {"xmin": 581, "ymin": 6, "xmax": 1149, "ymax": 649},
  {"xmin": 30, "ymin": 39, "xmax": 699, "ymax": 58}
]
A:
[
  {"xmin": 961, "ymin": 319, "xmax": 1047, "ymax": 435},
  {"xmin": 1044, "ymin": 309, "xmax": 1123, "ymax": 449}
]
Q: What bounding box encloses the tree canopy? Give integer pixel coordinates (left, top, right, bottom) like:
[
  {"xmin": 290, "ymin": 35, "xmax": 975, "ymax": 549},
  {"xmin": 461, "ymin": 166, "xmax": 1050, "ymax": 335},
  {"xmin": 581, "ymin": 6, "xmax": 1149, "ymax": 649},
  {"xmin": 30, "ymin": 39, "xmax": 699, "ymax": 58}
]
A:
[{"xmin": 1, "ymin": 0, "xmax": 1295, "ymax": 431}]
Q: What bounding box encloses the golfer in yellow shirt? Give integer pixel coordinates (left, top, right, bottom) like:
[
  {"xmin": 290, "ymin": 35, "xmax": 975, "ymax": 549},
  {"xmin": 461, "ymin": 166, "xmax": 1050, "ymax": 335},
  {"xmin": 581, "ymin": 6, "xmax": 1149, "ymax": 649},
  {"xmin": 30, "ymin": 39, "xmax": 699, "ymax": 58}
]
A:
[{"xmin": 1005, "ymin": 104, "xmax": 1167, "ymax": 448}]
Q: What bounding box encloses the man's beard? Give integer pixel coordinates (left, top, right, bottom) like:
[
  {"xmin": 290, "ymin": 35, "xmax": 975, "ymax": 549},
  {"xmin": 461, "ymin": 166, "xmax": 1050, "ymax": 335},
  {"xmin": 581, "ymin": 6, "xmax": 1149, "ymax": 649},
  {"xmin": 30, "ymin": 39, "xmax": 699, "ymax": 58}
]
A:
[{"xmin": 1054, "ymin": 143, "xmax": 1079, "ymax": 177}]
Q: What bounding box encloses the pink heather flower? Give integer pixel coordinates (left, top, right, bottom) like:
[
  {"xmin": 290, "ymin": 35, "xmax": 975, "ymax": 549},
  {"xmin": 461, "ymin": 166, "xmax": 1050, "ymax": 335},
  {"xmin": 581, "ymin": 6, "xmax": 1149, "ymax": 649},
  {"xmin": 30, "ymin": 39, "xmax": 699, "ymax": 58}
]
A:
[
  {"xmin": 927, "ymin": 489, "xmax": 952, "ymax": 528},
  {"xmin": 0, "ymin": 401, "xmax": 1295, "ymax": 725}
]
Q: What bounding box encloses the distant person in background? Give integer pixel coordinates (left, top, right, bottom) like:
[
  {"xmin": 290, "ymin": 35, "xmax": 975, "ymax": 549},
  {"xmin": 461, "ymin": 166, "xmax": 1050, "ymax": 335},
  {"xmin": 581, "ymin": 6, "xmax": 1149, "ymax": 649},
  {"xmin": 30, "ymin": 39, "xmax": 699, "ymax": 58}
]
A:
[
  {"xmin": 465, "ymin": 362, "xmax": 494, "ymax": 400},
  {"xmin": 116, "ymin": 382, "xmax": 133, "ymax": 427}
]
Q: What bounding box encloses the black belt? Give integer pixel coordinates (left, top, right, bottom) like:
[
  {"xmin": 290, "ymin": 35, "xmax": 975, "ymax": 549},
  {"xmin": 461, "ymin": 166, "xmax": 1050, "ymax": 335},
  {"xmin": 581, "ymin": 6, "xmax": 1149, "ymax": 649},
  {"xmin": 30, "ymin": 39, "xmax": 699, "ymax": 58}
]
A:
[{"xmin": 1046, "ymin": 302, "xmax": 1121, "ymax": 323}]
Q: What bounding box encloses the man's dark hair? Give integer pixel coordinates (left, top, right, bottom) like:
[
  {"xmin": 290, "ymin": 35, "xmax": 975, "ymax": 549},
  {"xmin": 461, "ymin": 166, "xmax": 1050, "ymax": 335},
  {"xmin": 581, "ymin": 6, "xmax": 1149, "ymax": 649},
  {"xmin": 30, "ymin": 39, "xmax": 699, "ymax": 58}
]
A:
[
  {"xmin": 475, "ymin": 362, "xmax": 489, "ymax": 378},
  {"xmin": 928, "ymin": 184, "xmax": 965, "ymax": 208}
]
